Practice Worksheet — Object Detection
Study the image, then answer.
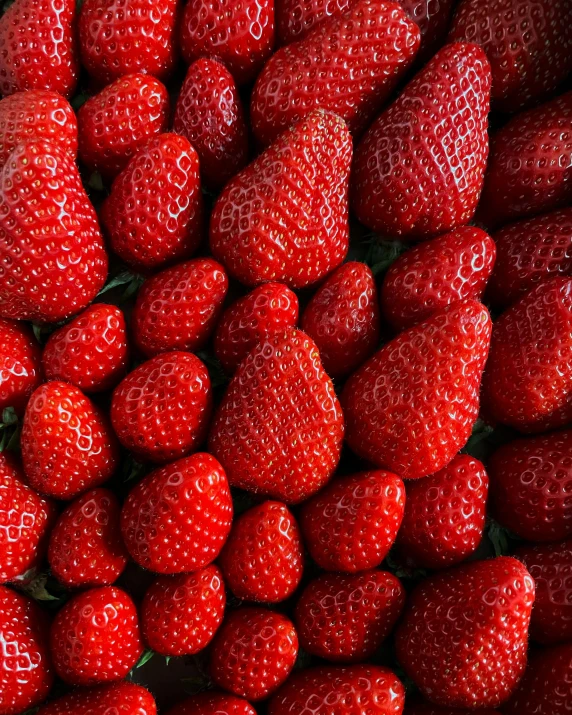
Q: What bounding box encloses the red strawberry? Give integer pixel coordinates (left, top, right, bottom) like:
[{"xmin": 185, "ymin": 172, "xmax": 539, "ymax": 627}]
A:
[
  {"xmin": 50, "ymin": 586, "xmax": 143, "ymax": 686},
  {"xmin": 299, "ymin": 470, "xmax": 405, "ymax": 572},
  {"xmin": 141, "ymin": 565, "xmax": 225, "ymax": 656},
  {"xmin": 0, "ymin": 0, "xmax": 78, "ymax": 97},
  {"xmin": 251, "ymin": 0, "xmax": 420, "ymax": 146},
  {"xmin": 101, "ymin": 133, "xmax": 203, "ymax": 272},
  {"xmin": 121, "ymin": 453, "xmax": 233, "ymax": 573},
  {"xmin": 396, "ymin": 454, "xmax": 489, "ymax": 570},
  {"xmin": 295, "ymin": 570, "xmax": 405, "ymax": 662},
  {"xmin": 381, "ymin": 227, "xmax": 496, "ymax": 332},
  {"xmin": 132, "ymin": 258, "xmax": 228, "ymax": 357},
  {"xmin": 214, "ymin": 282, "xmax": 299, "ymax": 374},
  {"xmin": 173, "ymin": 58, "xmax": 249, "ymax": 191},
  {"xmin": 210, "ymin": 607, "xmax": 298, "ymax": 701},
  {"xmin": 21, "ymin": 382, "xmax": 119, "ymax": 500},
  {"xmin": 111, "ymin": 352, "xmax": 212, "ymax": 463},
  {"xmin": 37, "ymin": 682, "xmax": 156, "ymax": 715},
  {"xmin": 0, "ymin": 318, "xmax": 42, "ymax": 415},
  {"xmin": 42, "ymin": 304, "xmax": 129, "ymax": 393},
  {"xmin": 301, "ymin": 261, "xmax": 380, "ymax": 379},
  {"xmin": 0, "ymin": 141, "xmax": 107, "ymax": 323},
  {"xmin": 48, "ymin": 488, "xmax": 128, "ymax": 588},
  {"xmin": 77, "ymin": 73, "xmax": 169, "ymax": 179},
  {"xmin": 342, "ymin": 300, "xmax": 491, "ymax": 480},
  {"xmin": 218, "ymin": 500, "xmax": 304, "ymax": 603},
  {"xmin": 167, "ymin": 693, "xmax": 255, "ymax": 715},
  {"xmin": 396, "ymin": 557, "xmax": 535, "ymax": 709},
  {"xmin": 0, "ymin": 586, "xmax": 53, "ymax": 715},
  {"xmin": 352, "ymin": 42, "xmax": 491, "ymax": 239},
  {"xmin": 208, "ymin": 328, "xmax": 344, "ymax": 503},
  {"xmin": 210, "ymin": 110, "xmax": 351, "ymax": 289}
]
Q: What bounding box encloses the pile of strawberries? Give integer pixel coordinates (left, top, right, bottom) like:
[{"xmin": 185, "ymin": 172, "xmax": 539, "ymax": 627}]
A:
[{"xmin": 0, "ymin": 0, "xmax": 572, "ymax": 712}]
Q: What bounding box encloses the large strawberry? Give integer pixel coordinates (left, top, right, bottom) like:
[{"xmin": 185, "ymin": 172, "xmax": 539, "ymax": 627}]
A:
[
  {"xmin": 251, "ymin": 0, "xmax": 420, "ymax": 146},
  {"xmin": 208, "ymin": 328, "xmax": 344, "ymax": 504},
  {"xmin": 37, "ymin": 682, "xmax": 156, "ymax": 715},
  {"xmin": 352, "ymin": 42, "xmax": 491, "ymax": 239},
  {"xmin": 167, "ymin": 693, "xmax": 255, "ymax": 715},
  {"xmin": 210, "ymin": 110, "xmax": 351, "ymax": 289},
  {"xmin": 0, "ymin": 318, "xmax": 42, "ymax": 414}
]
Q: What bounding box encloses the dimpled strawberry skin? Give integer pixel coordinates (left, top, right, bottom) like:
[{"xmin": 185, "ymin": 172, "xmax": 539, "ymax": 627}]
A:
[
  {"xmin": 36, "ymin": 682, "xmax": 157, "ymax": 715},
  {"xmin": 166, "ymin": 692, "xmax": 256, "ymax": 715},
  {"xmin": 0, "ymin": 318, "xmax": 42, "ymax": 414}
]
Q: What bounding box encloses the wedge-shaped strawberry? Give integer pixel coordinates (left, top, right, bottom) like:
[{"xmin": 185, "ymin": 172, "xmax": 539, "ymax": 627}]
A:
[
  {"xmin": 37, "ymin": 682, "xmax": 156, "ymax": 715},
  {"xmin": 0, "ymin": 318, "xmax": 42, "ymax": 415},
  {"xmin": 167, "ymin": 693, "xmax": 255, "ymax": 715},
  {"xmin": 210, "ymin": 110, "xmax": 351, "ymax": 289}
]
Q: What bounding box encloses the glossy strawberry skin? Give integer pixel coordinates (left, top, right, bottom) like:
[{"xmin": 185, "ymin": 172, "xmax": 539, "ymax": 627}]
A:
[
  {"xmin": 301, "ymin": 261, "xmax": 380, "ymax": 379},
  {"xmin": 167, "ymin": 693, "xmax": 255, "ymax": 715},
  {"xmin": 37, "ymin": 682, "xmax": 157, "ymax": 715},
  {"xmin": 121, "ymin": 453, "xmax": 233, "ymax": 574},
  {"xmin": 251, "ymin": 0, "xmax": 420, "ymax": 146},
  {"xmin": 0, "ymin": 318, "xmax": 42, "ymax": 415},
  {"xmin": 299, "ymin": 470, "xmax": 405, "ymax": 572},
  {"xmin": 210, "ymin": 110, "xmax": 351, "ymax": 290},
  {"xmin": 342, "ymin": 300, "xmax": 491, "ymax": 480},
  {"xmin": 382, "ymin": 227, "xmax": 496, "ymax": 332},
  {"xmin": 352, "ymin": 42, "xmax": 491, "ymax": 239},
  {"xmin": 209, "ymin": 328, "xmax": 344, "ymax": 504}
]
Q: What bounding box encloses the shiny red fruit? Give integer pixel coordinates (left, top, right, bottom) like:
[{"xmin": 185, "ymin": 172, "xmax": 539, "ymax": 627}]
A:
[
  {"xmin": 166, "ymin": 692, "xmax": 255, "ymax": 715},
  {"xmin": 36, "ymin": 682, "xmax": 156, "ymax": 715},
  {"xmin": 0, "ymin": 318, "xmax": 42, "ymax": 415}
]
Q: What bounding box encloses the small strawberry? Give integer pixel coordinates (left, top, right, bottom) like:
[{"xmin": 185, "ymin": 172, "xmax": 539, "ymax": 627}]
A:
[
  {"xmin": 210, "ymin": 607, "xmax": 298, "ymax": 701},
  {"xmin": 167, "ymin": 693, "xmax": 255, "ymax": 715},
  {"xmin": 0, "ymin": 318, "xmax": 42, "ymax": 415},
  {"xmin": 121, "ymin": 453, "xmax": 233, "ymax": 573},
  {"xmin": 37, "ymin": 682, "xmax": 156, "ymax": 715},
  {"xmin": 218, "ymin": 500, "xmax": 304, "ymax": 603}
]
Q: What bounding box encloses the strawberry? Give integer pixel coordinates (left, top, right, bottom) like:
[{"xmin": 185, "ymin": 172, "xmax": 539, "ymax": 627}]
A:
[
  {"xmin": 295, "ymin": 570, "xmax": 405, "ymax": 662},
  {"xmin": 214, "ymin": 282, "xmax": 299, "ymax": 374},
  {"xmin": 299, "ymin": 470, "xmax": 405, "ymax": 572},
  {"xmin": 210, "ymin": 110, "xmax": 351, "ymax": 289},
  {"xmin": 396, "ymin": 454, "xmax": 489, "ymax": 570},
  {"xmin": 208, "ymin": 328, "xmax": 344, "ymax": 503},
  {"xmin": 0, "ymin": 585, "xmax": 53, "ymax": 715},
  {"xmin": 404, "ymin": 704, "xmax": 499, "ymax": 715},
  {"xmin": 141, "ymin": 565, "xmax": 225, "ymax": 656},
  {"xmin": 166, "ymin": 693, "xmax": 255, "ymax": 715},
  {"xmin": 132, "ymin": 258, "xmax": 228, "ymax": 357},
  {"xmin": 0, "ymin": 141, "xmax": 108, "ymax": 323},
  {"xmin": 218, "ymin": 500, "xmax": 304, "ymax": 603},
  {"xmin": 342, "ymin": 300, "xmax": 491, "ymax": 480},
  {"xmin": 381, "ymin": 227, "xmax": 496, "ymax": 332},
  {"xmin": 0, "ymin": 318, "xmax": 42, "ymax": 415},
  {"xmin": 48, "ymin": 488, "xmax": 128, "ymax": 588},
  {"xmin": 301, "ymin": 261, "xmax": 380, "ymax": 379},
  {"xmin": 110, "ymin": 352, "xmax": 212, "ymax": 463},
  {"xmin": 173, "ymin": 58, "xmax": 249, "ymax": 191},
  {"xmin": 101, "ymin": 133, "xmax": 203, "ymax": 272},
  {"xmin": 352, "ymin": 42, "xmax": 491, "ymax": 239},
  {"xmin": 42, "ymin": 304, "xmax": 129, "ymax": 393},
  {"xmin": 209, "ymin": 607, "xmax": 298, "ymax": 701},
  {"xmin": 37, "ymin": 682, "xmax": 156, "ymax": 715},
  {"xmin": 250, "ymin": 0, "xmax": 420, "ymax": 146},
  {"xmin": 77, "ymin": 73, "xmax": 169, "ymax": 179},
  {"xmin": 50, "ymin": 586, "xmax": 143, "ymax": 686},
  {"xmin": 121, "ymin": 453, "xmax": 233, "ymax": 573},
  {"xmin": 395, "ymin": 557, "xmax": 535, "ymax": 709}
]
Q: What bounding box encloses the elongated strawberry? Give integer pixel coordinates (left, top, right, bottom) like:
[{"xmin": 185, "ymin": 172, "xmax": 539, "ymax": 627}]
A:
[
  {"xmin": 0, "ymin": 318, "xmax": 42, "ymax": 415},
  {"xmin": 37, "ymin": 682, "xmax": 156, "ymax": 715},
  {"xmin": 167, "ymin": 693, "xmax": 255, "ymax": 715},
  {"xmin": 210, "ymin": 110, "xmax": 351, "ymax": 289}
]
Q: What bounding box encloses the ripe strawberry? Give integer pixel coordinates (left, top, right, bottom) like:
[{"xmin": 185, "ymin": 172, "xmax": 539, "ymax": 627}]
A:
[
  {"xmin": 141, "ymin": 565, "xmax": 225, "ymax": 656},
  {"xmin": 209, "ymin": 328, "xmax": 344, "ymax": 503},
  {"xmin": 0, "ymin": 141, "xmax": 107, "ymax": 323},
  {"xmin": 167, "ymin": 693, "xmax": 255, "ymax": 715},
  {"xmin": 50, "ymin": 586, "xmax": 143, "ymax": 686},
  {"xmin": 299, "ymin": 470, "xmax": 405, "ymax": 572},
  {"xmin": 210, "ymin": 607, "xmax": 298, "ymax": 701},
  {"xmin": 210, "ymin": 110, "xmax": 351, "ymax": 289},
  {"xmin": 251, "ymin": 0, "xmax": 420, "ymax": 146},
  {"xmin": 218, "ymin": 500, "xmax": 304, "ymax": 603},
  {"xmin": 381, "ymin": 226, "xmax": 496, "ymax": 332},
  {"xmin": 352, "ymin": 42, "xmax": 491, "ymax": 239},
  {"xmin": 21, "ymin": 382, "xmax": 119, "ymax": 500},
  {"xmin": 396, "ymin": 454, "xmax": 489, "ymax": 570},
  {"xmin": 77, "ymin": 73, "xmax": 169, "ymax": 179},
  {"xmin": 301, "ymin": 261, "xmax": 380, "ymax": 379},
  {"xmin": 0, "ymin": 586, "xmax": 53, "ymax": 715},
  {"xmin": 214, "ymin": 282, "xmax": 299, "ymax": 374},
  {"xmin": 173, "ymin": 58, "xmax": 249, "ymax": 191},
  {"xmin": 342, "ymin": 300, "xmax": 491, "ymax": 480},
  {"xmin": 121, "ymin": 453, "xmax": 233, "ymax": 573},
  {"xmin": 295, "ymin": 570, "xmax": 405, "ymax": 662},
  {"xmin": 0, "ymin": 318, "xmax": 42, "ymax": 415},
  {"xmin": 396, "ymin": 557, "xmax": 535, "ymax": 709},
  {"xmin": 101, "ymin": 133, "xmax": 203, "ymax": 272},
  {"xmin": 37, "ymin": 682, "xmax": 156, "ymax": 715},
  {"xmin": 111, "ymin": 352, "xmax": 212, "ymax": 463},
  {"xmin": 132, "ymin": 258, "xmax": 228, "ymax": 357},
  {"xmin": 48, "ymin": 488, "xmax": 128, "ymax": 588},
  {"xmin": 42, "ymin": 304, "xmax": 129, "ymax": 393}
]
